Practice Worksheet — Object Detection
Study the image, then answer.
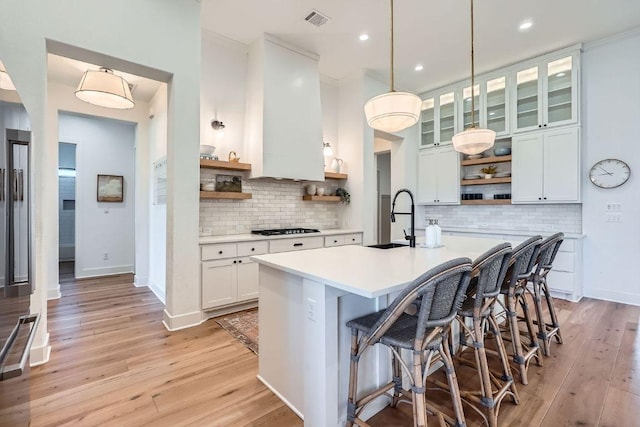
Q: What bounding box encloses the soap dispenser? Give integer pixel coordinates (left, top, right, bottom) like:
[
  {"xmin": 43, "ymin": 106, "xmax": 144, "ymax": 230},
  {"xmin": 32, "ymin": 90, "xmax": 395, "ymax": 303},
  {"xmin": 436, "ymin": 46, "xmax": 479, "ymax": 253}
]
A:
[
  {"xmin": 433, "ymin": 218, "xmax": 442, "ymax": 246},
  {"xmin": 425, "ymin": 219, "xmax": 437, "ymax": 248}
]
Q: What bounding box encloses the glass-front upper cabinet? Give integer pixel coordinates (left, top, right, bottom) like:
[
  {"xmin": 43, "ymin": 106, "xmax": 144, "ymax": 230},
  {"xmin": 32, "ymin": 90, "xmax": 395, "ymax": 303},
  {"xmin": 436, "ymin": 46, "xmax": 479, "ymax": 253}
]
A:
[
  {"xmin": 512, "ymin": 52, "xmax": 578, "ymax": 133},
  {"xmin": 420, "ymin": 98, "xmax": 435, "ymax": 148},
  {"xmin": 485, "ymin": 76, "xmax": 508, "ymax": 135},
  {"xmin": 462, "ymin": 84, "xmax": 480, "ymax": 129},
  {"xmin": 438, "ymin": 92, "xmax": 456, "ymax": 144},
  {"xmin": 420, "ymin": 90, "xmax": 457, "ymax": 148}
]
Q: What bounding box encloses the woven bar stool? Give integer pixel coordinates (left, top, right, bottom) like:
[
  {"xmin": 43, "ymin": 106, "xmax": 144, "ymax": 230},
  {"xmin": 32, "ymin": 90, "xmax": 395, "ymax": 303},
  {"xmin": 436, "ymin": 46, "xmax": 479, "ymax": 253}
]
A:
[
  {"xmin": 345, "ymin": 258, "xmax": 472, "ymax": 427},
  {"xmin": 497, "ymin": 236, "xmax": 544, "ymax": 385},
  {"xmin": 452, "ymin": 243, "xmax": 518, "ymax": 427},
  {"xmin": 530, "ymin": 232, "xmax": 565, "ymax": 356}
]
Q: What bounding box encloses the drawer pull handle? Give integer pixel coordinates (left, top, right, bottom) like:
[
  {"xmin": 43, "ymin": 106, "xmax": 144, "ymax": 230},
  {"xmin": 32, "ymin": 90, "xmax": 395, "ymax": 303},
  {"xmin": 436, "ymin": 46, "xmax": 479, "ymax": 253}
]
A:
[
  {"xmin": 251, "ymin": 248, "xmax": 255, "ymax": 251},
  {"xmin": 293, "ymin": 243, "xmax": 303, "ymax": 247},
  {"xmin": 238, "ymin": 260, "xmax": 242, "ymax": 263},
  {"xmin": 333, "ymin": 240, "xmax": 338, "ymax": 243},
  {"xmin": 233, "ymin": 260, "xmax": 237, "ymax": 264},
  {"xmin": 218, "ymin": 250, "xmax": 223, "ymax": 254}
]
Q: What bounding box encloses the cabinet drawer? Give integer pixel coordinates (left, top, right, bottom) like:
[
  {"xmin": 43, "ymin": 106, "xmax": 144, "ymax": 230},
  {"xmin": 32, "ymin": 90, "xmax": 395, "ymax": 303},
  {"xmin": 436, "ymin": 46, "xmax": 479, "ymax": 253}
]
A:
[
  {"xmin": 201, "ymin": 243, "xmax": 238, "ymax": 261},
  {"xmin": 343, "ymin": 233, "xmax": 363, "ymax": 245},
  {"xmin": 269, "ymin": 236, "xmax": 324, "ymax": 253},
  {"xmin": 547, "ymin": 270, "xmax": 574, "ymax": 293},
  {"xmin": 552, "ymin": 251, "xmax": 574, "ymax": 272},
  {"xmin": 324, "ymin": 236, "xmax": 345, "ymax": 247},
  {"xmin": 238, "ymin": 241, "xmax": 269, "ymax": 257}
]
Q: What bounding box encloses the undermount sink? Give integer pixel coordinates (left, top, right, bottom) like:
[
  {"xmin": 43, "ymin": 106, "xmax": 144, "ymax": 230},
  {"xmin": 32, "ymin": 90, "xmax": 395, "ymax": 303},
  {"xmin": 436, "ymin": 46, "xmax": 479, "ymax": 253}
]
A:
[{"xmin": 367, "ymin": 243, "xmax": 408, "ymax": 249}]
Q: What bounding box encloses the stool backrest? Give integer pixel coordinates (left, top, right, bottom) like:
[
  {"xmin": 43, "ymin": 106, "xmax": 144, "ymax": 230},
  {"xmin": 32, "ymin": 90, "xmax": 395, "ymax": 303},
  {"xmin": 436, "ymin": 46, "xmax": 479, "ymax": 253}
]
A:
[
  {"xmin": 503, "ymin": 236, "xmax": 543, "ymax": 290},
  {"xmin": 535, "ymin": 232, "xmax": 564, "ymax": 275},
  {"xmin": 367, "ymin": 258, "xmax": 472, "ymax": 346},
  {"xmin": 470, "ymin": 243, "xmax": 512, "ymax": 308}
]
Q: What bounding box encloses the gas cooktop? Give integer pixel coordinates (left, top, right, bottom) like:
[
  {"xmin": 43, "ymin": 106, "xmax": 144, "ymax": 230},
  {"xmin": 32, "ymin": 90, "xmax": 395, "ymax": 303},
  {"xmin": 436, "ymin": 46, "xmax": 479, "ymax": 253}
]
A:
[{"xmin": 251, "ymin": 228, "xmax": 320, "ymax": 236}]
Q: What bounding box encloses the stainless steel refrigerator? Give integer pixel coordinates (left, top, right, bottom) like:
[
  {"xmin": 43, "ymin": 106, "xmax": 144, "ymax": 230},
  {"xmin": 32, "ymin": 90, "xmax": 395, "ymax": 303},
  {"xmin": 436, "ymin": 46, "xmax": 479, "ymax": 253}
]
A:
[{"xmin": 0, "ymin": 128, "xmax": 39, "ymax": 381}]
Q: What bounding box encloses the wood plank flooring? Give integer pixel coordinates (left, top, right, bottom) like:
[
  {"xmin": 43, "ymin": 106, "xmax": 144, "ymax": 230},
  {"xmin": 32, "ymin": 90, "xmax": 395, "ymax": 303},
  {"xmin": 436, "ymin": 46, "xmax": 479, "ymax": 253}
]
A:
[{"xmin": 1, "ymin": 275, "xmax": 639, "ymax": 426}]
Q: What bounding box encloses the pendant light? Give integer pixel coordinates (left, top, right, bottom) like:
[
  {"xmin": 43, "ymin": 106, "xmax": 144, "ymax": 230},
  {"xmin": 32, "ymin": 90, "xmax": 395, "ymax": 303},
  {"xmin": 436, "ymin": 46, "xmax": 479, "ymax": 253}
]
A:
[
  {"xmin": 364, "ymin": 0, "xmax": 422, "ymax": 133},
  {"xmin": 451, "ymin": 0, "xmax": 496, "ymax": 155},
  {"xmin": 75, "ymin": 67, "xmax": 135, "ymax": 109},
  {"xmin": 0, "ymin": 63, "xmax": 16, "ymax": 91}
]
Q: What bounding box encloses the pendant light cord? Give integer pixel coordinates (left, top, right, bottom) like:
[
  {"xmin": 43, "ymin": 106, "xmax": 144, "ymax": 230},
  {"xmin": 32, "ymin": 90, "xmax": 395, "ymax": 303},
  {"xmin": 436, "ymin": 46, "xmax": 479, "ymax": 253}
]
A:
[
  {"xmin": 390, "ymin": 0, "xmax": 395, "ymax": 92},
  {"xmin": 470, "ymin": 0, "xmax": 476, "ymax": 128}
]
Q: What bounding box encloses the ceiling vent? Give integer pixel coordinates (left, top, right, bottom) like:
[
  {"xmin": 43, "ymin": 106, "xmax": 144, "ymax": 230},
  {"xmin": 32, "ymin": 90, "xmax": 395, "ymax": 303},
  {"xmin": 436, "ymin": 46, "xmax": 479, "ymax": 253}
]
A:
[{"xmin": 304, "ymin": 9, "xmax": 331, "ymax": 27}]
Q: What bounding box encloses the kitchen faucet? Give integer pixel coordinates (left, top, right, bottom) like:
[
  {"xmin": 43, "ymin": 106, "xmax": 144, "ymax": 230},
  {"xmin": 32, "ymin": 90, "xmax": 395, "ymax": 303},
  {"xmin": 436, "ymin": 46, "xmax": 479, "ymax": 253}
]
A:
[{"xmin": 390, "ymin": 188, "xmax": 416, "ymax": 248}]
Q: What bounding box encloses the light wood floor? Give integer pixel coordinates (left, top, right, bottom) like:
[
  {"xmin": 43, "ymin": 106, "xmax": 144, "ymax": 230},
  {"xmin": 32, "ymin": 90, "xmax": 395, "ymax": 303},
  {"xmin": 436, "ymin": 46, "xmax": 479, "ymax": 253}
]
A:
[{"xmin": 0, "ymin": 274, "xmax": 638, "ymax": 426}]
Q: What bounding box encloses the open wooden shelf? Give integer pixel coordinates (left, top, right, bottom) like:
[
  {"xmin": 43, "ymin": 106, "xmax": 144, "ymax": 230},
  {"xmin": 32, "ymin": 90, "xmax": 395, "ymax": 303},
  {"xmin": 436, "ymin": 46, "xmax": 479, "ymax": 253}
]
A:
[
  {"xmin": 461, "ymin": 177, "xmax": 512, "ymax": 186},
  {"xmin": 461, "ymin": 155, "xmax": 511, "ymax": 166},
  {"xmin": 302, "ymin": 195, "xmax": 341, "ymax": 202},
  {"xmin": 324, "ymin": 172, "xmax": 348, "ymax": 180},
  {"xmin": 200, "ymin": 191, "xmax": 252, "ymax": 200},
  {"xmin": 199, "ymin": 159, "xmax": 252, "ymax": 171},
  {"xmin": 461, "ymin": 199, "xmax": 511, "ymax": 205}
]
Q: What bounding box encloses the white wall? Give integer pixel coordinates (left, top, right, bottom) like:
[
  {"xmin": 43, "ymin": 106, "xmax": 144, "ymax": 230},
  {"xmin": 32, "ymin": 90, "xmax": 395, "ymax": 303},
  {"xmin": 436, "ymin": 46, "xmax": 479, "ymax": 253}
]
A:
[
  {"xmin": 148, "ymin": 84, "xmax": 168, "ymax": 303},
  {"xmin": 581, "ymin": 29, "xmax": 640, "ymax": 305},
  {"xmin": 0, "ymin": 0, "xmax": 201, "ymax": 363},
  {"xmin": 58, "ymin": 113, "xmax": 136, "ymax": 278}
]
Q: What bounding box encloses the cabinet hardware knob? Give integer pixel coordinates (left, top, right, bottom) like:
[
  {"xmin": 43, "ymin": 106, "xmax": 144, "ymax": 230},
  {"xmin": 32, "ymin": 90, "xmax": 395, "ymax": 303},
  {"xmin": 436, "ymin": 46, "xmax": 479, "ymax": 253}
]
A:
[
  {"xmin": 538, "ymin": 125, "xmax": 542, "ymax": 128},
  {"xmin": 218, "ymin": 251, "xmax": 223, "ymax": 254},
  {"xmin": 538, "ymin": 197, "xmax": 542, "ymax": 200},
  {"xmin": 334, "ymin": 240, "xmax": 338, "ymax": 243},
  {"xmin": 543, "ymin": 124, "xmax": 547, "ymax": 127},
  {"xmin": 233, "ymin": 260, "xmax": 237, "ymax": 264},
  {"xmin": 544, "ymin": 197, "xmax": 547, "ymax": 200},
  {"xmin": 251, "ymin": 248, "xmax": 255, "ymax": 251},
  {"xmin": 238, "ymin": 260, "xmax": 242, "ymax": 263}
]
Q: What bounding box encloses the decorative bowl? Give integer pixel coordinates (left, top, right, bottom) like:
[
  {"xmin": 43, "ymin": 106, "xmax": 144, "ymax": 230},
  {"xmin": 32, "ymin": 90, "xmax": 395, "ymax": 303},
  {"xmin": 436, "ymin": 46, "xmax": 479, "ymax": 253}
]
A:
[
  {"xmin": 200, "ymin": 145, "xmax": 216, "ymax": 156},
  {"xmin": 493, "ymin": 147, "xmax": 511, "ymax": 156},
  {"xmin": 466, "ymin": 154, "xmax": 483, "ymax": 160}
]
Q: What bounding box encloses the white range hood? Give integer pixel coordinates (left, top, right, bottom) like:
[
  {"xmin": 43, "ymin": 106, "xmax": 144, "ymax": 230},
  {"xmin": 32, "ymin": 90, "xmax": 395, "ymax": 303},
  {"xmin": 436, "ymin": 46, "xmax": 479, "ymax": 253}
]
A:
[{"xmin": 244, "ymin": 34, "xmax": 324, "ymax": 181}]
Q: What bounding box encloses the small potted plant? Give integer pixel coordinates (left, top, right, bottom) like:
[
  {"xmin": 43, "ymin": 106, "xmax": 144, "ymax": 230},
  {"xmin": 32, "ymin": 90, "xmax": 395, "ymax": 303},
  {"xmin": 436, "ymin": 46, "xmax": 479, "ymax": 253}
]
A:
[
  {"xmin": 480, "ymin": 165, "xmax": 497, "ymax": 179},
  {"xmin": 336, "ymin": 187, "xmax": 351, "ymax": 204}
]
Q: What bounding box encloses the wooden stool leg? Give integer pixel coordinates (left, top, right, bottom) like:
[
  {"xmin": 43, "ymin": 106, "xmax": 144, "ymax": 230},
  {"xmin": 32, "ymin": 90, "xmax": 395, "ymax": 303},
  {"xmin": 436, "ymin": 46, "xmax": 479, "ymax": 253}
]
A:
[
  {"xmin": 346, "ymin": 330, "xmax": 359, "ymax": 427},
  {"xmin": 506, "ymin": 294, "xmax": 529, "ymax": 385},
  {"xmin": 542, "ymin": 278, "xmax": 563, "ymax": 345},
  {"xmin": 489, "ymin": 312, "xmax": 520, "ymax": 405},
  {"xmin": 391, "ymin": 347, "xmax": 403, "ymax": 408},
  {"xmin": 472, "ymin": 318, "xmax": 499, "ymax": 427},
  {"xmin": 440, "ymin": 341, "xmax": 467, "ymax": 427},
  {"xmin": 412, "ymin": 350, "xmax": 427, "ymax": 427},
  {"xmin": 531, "ymin": 278, "xmax": 551, "ymax": 356}
]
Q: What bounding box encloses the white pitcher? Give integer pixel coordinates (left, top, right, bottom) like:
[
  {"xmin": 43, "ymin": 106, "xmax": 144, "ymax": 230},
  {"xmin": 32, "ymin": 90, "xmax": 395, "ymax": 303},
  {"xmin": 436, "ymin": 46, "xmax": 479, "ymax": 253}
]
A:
[{"xmin": 330, "ymin": 158, "xmax": 344, "ymax": 173}]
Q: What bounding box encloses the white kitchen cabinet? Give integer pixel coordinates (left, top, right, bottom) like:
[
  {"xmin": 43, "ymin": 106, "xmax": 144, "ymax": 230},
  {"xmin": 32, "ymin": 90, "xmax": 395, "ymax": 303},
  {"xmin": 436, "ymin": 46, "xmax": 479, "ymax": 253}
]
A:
[
  {"xmin": 512, "ymin": 127, "xmax": 580, "ymax": 203},
  {"xmin": 201, "ymin": 242, "xmax": 267, "ymax": 310},
  {"xmin": 417, "ymin": 146, "xmax": 460, "ymax": 205},
  {"xmin": 420, "ymin": 90, "xmax": 457, "ymax": 148},
  {"xmin": 460, "ymin": 74, "xmax": 510, "ymax": 138},
  {"xmin": 511, "ymin": 52, "xmax": 579, "ymax": 133}
]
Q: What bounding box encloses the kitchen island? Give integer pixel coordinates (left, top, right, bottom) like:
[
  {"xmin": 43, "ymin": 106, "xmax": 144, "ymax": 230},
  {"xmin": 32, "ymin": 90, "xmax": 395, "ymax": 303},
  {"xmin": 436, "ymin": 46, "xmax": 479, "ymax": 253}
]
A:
[{"xmin": 251, "ymin": 235, "xmax": 522, "ymax": 426}]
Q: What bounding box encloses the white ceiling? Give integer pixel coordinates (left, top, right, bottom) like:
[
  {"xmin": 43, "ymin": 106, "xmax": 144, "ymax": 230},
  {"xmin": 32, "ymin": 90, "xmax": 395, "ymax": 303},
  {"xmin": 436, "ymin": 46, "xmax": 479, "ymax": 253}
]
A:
[{"xmin": 201, "ymin": 0, "xmax": 640, "ymax": 93}]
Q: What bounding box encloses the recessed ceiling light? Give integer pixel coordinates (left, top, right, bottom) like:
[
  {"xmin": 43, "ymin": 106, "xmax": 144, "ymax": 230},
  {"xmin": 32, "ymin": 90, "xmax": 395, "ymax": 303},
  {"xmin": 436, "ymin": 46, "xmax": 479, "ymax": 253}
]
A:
[
  {"xmin": 519, "ymin": 20, "xmax": 533, "ymax": 31},
  {"xmin": 359, "ymin": 34, "xmax": 369, "ymax": 41},
  {"xmin": 414, "ymin": 64, "xmax": 424, "ymax": 72}
]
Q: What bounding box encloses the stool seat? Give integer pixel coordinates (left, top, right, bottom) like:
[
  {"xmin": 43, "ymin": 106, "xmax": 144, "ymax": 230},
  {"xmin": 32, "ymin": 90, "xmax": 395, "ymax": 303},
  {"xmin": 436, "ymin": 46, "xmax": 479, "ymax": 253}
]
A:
[{"xmin": 457, "ymin": 296, "xmax": 492, "ymax": 318}]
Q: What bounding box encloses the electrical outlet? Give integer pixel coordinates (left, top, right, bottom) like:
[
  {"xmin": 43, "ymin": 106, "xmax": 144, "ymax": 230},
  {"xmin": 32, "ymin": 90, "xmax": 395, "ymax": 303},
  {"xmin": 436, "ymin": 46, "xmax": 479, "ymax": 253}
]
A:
[
  {"xmin": 606, "ymin": 213, "xmax": 623, "ymax": 223},
  {"xmin": 306, "ymin": 298, "xmax": 316, "ymax": 322},
  {"xmin": 103, "ymin": 252, "xmax": 109, "ymax": 261}
]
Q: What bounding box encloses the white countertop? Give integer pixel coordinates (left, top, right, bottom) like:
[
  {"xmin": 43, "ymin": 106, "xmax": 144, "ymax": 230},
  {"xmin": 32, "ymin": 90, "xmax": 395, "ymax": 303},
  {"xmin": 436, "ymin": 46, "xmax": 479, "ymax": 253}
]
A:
[
  {"xmin": 251, "ymin": 235, "xmax": 524, "ymax": 298},
  {"xmin": 413, "ymin": 227, "xmax": 585, "ymax": 239},
  {"xmin": 199, "ymin": 229, "xmax": 363, "ymax": 244}
]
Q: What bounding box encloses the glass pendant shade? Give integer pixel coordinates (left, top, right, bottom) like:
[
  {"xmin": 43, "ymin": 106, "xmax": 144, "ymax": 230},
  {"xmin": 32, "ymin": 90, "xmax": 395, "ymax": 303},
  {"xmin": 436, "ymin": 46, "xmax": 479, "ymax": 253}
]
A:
[
  {"xmin": 0, "ymin": 65, "xmax": 16, "ymax": 91},
  {"xmin": 452, "ymin": 127, "xmax": 496, "ymax": 155},
  {"xmin": 75, "ymin": 68, "xmax": 134, "ymax": 109},
  {"xmin": 364, "ymin": 91, "xmax": 422, "ymax": 133}
]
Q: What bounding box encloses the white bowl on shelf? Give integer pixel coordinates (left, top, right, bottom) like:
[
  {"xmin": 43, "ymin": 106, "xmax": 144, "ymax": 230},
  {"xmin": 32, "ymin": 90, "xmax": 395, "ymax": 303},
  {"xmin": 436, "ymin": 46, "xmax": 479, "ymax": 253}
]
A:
[
  {"xmin": 200, "ymin": 145, "xmax": 216, "ymax": 156},
  {"xmin": 463, "ymin": 174, "xmax": 481, "ymax": 180},
  {"xmin": 495, "ymin": 172, "xmax": 511, "ymax": 178},
  {"xmin": 466, "ymin": 154, "xmax": 483, "ymax": 160}
]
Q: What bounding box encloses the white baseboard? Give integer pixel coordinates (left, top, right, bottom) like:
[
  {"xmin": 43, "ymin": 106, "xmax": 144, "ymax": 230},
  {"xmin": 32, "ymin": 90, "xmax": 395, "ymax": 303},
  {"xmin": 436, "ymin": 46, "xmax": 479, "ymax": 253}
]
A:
[
  {"xmin": 584, "ymin": 288, "xmax": 640, "ymax": 306},
  {"xmin": 162, "ymin": 309, "xmax": 203, "ymax": 331},
  {"xmin": 147, "ymin": 279, "xmax": 166, "ymax": 305},
  {"xmin": 257, "ymin": 375, "xmax": 304, "ymax": 420},
  {"xmin": 30, "ymin": 333, "xmax": 51, "ymax": 367},
  {"xmin": 134, "ymin": 275, "xmax": 149, "ymax": 287},
  {"xmin": 76, "ymin": 264, "xmax": 134, "ymax": 279},
  {"xmin": 47, "ymin": 284, "xmax": 61, "ymax": 300}
]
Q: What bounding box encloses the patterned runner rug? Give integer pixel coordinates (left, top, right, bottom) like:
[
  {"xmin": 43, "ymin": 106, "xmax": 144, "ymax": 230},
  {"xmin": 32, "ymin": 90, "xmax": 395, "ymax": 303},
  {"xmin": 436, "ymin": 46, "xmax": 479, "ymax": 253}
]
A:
[{"xmin": 214, "ymin": 309, "xmax": 259, "ymax": 354}]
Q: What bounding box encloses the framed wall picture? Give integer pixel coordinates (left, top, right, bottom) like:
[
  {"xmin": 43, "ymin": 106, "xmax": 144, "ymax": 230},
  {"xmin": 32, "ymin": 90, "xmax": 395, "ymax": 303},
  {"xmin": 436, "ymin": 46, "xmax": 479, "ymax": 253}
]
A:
[
  {"xmin": 97, "ymin": 174, "xmax": 124, "ymax": 202},
  {"xmin": 215, "ymin": 174, "xmax": 242, "ymax": 192}
]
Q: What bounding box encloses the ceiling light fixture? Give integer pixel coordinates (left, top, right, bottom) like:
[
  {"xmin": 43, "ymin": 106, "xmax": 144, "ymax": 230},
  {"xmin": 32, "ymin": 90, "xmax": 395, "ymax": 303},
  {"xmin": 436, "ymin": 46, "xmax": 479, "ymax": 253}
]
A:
[
  {"xmin": 452, "ymin": 0, "xmax": 496, "ymax": 155},
  {"xmin": 359, "ymin": 34, "xmax": 369, "ymax": 41},
  {"xmin": 414, "ymin": 64, "xmax": 424, "ymax": 72},
  {"xmin": 75, "ymin": 67, "xmax": 134, "ymax": 109},
  {"xmin": 0, "ymin": 63, "xmax": 16, "ymax": 91},
  {"xmin": 519, "ymin": 20, "xmax": 533, "ymax": 31},
  {"xmin": 364, "ymin": 0, "xmax": 422, "ymax": 133}
]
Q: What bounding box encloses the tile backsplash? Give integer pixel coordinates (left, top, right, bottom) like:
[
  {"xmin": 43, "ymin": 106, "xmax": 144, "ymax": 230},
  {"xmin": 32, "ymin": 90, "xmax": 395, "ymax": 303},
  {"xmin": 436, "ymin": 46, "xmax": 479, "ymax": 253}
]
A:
[
  {"xmin": 419, "ymin": 204, "xmax": 582, "ymax": 234},
  {"xmin": 199, "ymin": 170, "xmax": 344, "ymax": 236}
]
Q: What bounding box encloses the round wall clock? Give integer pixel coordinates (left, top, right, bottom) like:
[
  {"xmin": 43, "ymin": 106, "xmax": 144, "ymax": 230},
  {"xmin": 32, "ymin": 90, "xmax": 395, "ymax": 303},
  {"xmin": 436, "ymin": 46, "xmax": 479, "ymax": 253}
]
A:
[{"xmin": 589, "ymin": 159, "xmax": 630, "ymax": 189}]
